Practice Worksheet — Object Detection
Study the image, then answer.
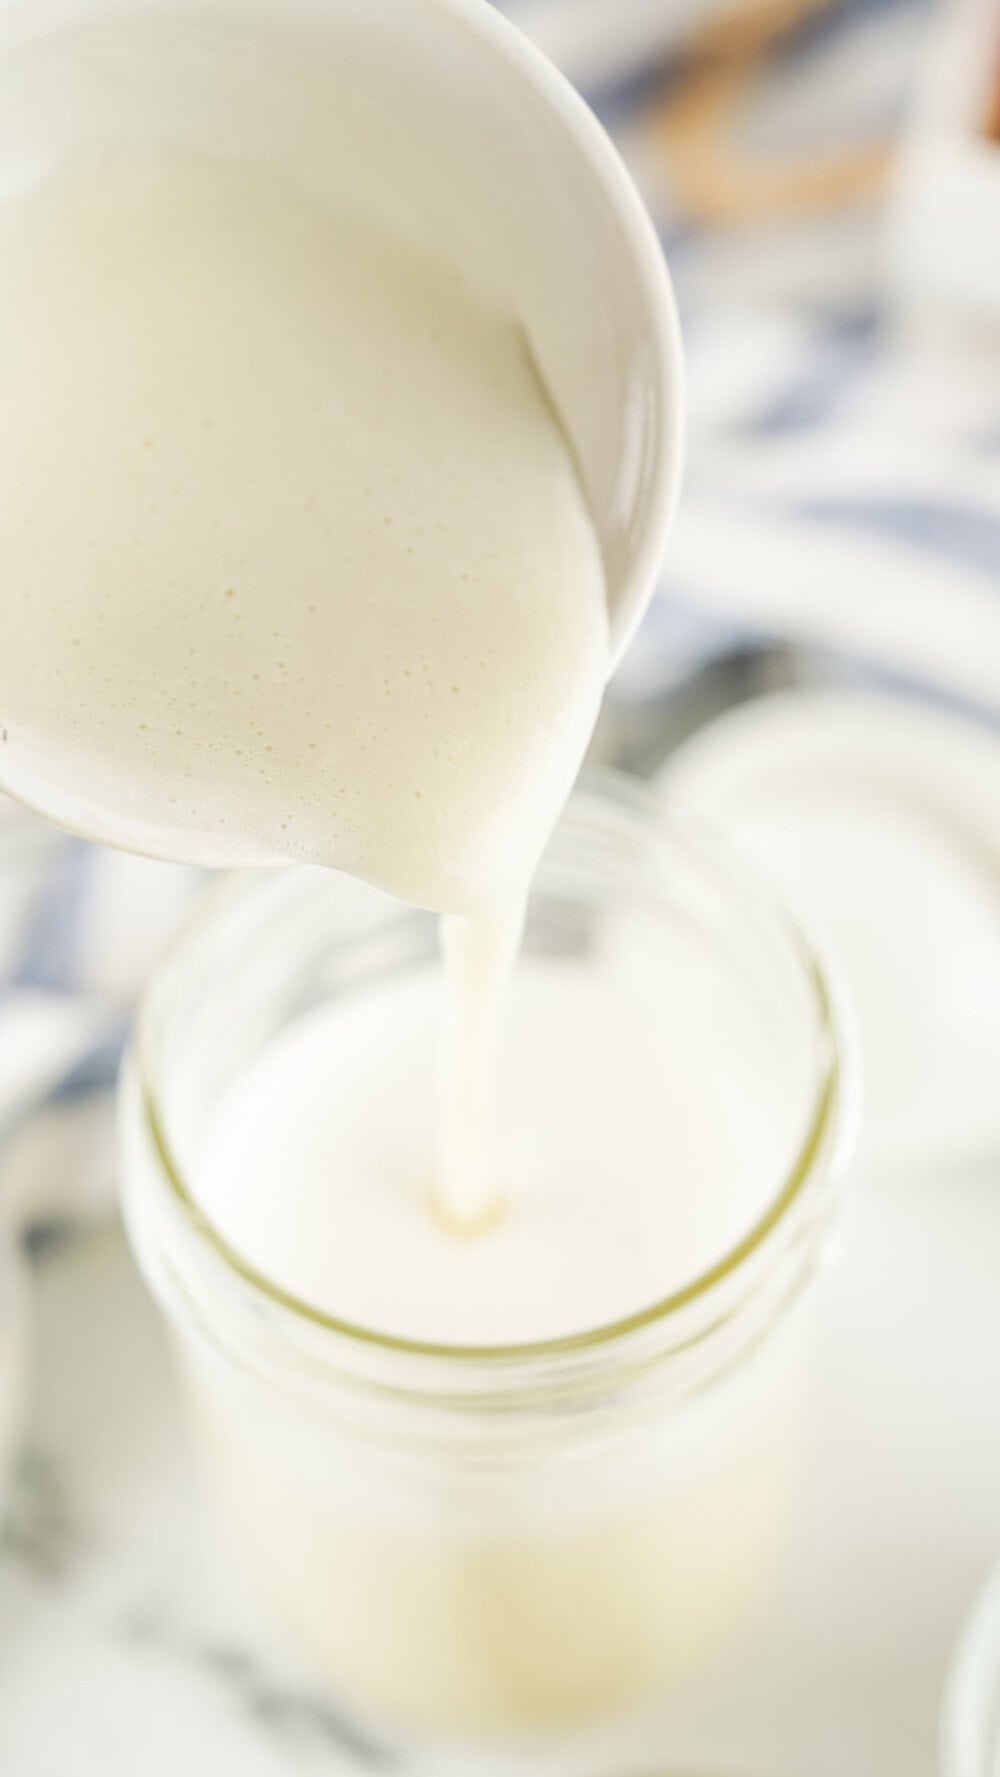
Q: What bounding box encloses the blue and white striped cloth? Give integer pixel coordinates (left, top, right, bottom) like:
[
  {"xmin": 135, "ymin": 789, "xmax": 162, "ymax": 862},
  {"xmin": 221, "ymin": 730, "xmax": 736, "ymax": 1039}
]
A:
[
  {"xmin": 0, "ymin": 815, "xmax": 198, "ymax": 1232},
  {"xmin": 1, "ymin": 0, "xmax": 999, "ymax": 1238}
]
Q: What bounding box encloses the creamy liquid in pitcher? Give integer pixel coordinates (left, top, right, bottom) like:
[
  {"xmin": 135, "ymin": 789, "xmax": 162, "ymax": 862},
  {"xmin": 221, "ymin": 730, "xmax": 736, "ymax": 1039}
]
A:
[{"xmin": 0, "ymin": 145, "xmax": 609, "ymax": 1227}]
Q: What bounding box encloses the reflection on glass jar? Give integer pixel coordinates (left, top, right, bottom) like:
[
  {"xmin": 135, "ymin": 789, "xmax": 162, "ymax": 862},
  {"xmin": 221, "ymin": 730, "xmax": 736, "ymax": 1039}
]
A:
[
  {"xmin": 943, "ymin": 1562, "xmax": 1000, "ymax": 1777},
  {"xmin": 120, "ymin": 776, "xmax": 855, "ymax": 1746}
]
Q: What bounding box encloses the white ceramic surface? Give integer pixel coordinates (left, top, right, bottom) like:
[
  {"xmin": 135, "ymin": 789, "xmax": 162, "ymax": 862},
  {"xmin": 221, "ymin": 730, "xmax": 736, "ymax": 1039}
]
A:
[{"xmin": 886, "ymin": 0, "xmax": 1000, "ymax": 323}]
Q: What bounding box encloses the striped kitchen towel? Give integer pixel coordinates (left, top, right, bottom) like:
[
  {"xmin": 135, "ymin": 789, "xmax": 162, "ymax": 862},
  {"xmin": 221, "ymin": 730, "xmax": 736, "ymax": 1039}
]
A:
[{"xmin": 504, "ymin": 0, "xmax": 1000, "ymax": 716}]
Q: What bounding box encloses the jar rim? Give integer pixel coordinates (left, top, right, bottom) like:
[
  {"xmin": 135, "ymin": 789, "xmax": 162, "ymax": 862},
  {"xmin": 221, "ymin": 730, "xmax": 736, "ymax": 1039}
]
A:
[{"xmin": 133, "ymin": 770, "xmax": 854, "ymax": 1372}]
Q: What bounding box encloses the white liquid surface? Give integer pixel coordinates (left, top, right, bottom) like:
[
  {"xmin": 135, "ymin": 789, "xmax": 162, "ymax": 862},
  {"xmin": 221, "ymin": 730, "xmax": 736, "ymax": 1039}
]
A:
[
  {"xmin": 0, "ymin": 145, "xmax": 607, "ymax": 916},
  {"xmin": 196, "ymin": 949, "xmax": 794, "ymax": 1346}
]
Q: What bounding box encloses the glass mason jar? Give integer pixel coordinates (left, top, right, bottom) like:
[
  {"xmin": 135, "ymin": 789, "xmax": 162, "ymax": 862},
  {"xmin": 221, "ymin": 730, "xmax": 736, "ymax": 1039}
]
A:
[
  {"xmin": 942, "ymin": 1563, "xmax": 1000, "ymax": 1777},
  {"xmin": 120, "ymin": 774, "xmax": 855, "ymax": 1749}
]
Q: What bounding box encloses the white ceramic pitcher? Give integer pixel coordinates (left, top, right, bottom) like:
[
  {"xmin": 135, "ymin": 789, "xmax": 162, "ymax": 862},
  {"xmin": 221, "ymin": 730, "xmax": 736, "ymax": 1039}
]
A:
[{"xmin": 0, "ymin": 0, "xmax": 683, "ymax": 866}]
